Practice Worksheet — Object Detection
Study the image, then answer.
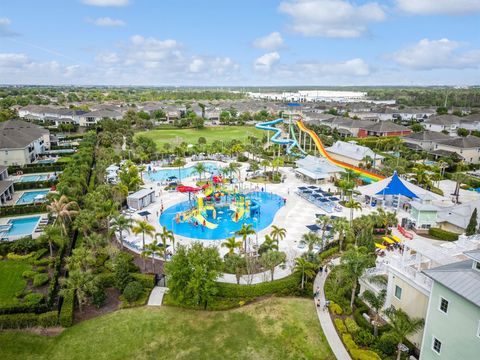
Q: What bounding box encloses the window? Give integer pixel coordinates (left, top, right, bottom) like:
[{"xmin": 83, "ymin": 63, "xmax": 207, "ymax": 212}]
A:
[
  {"xmin": 477, "ymin": 320, "xmax": 480, "ymax": 338},
  {"xmin": 394, "ymin": 285, "xmax": 402, "ymax": 300},
  {"xmin": 475, "ymin": 261, "xmax": 480, "ymax": 271},
  {"xmin": 439, "ymin": 297, "xmax": 449, "ymax": 314},
  {"xmin": 432, "ymin": 337, "xmax": 442, "ymax": 354}
]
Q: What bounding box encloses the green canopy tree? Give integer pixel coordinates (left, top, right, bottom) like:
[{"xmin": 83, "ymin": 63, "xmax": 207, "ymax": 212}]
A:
[
  {"xmin": 385, "ymin": 308, "xmax": 424, "ymax": 360},
  {"xmin": 466, "ymin": 208, "xmax": 478, "ymax": 236},
  {"xmin": 294, "ymin": 257, "xmax": 317, "ymax": 290},
  {"xmin": 362, "ymin": 289, "xmax": 386, "ymax": 336}
]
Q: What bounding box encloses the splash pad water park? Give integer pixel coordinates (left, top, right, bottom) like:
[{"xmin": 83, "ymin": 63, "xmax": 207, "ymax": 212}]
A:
[{"xmin": 160, "ymin": 176, "xmax": 284, "ymax": 240}]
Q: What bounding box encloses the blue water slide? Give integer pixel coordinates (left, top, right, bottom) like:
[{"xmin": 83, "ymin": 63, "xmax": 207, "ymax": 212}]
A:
[{"xmin": 255, "ymin": 118, "xmax": 306, "ymax": 156}]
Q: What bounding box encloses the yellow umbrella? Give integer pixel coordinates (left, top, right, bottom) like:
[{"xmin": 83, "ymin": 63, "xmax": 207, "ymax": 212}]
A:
[
  {"xmin": 382, "ymin": 236, "xmax": 395, "ymax": 244},
  {"xmin": 375, "ymin": 243, "xmax": 387, "ymax": 249},
  {"xmin": 391, "ymin": 235, "xmax": 402, "ymax": 243}
]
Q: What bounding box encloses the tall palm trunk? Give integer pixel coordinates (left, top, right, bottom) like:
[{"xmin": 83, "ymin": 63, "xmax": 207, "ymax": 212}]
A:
[{"xmin": 350, "ymin": 279, "xmax": 357, "ymax": 309}]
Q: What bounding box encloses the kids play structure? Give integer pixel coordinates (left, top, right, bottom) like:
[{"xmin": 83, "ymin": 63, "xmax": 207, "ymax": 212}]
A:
[
  {"xmin": 255, "ymin": 104, "xmax": 384, "ymax": 182},
  {"xmin": 175, "ymin": 176, "xmax": 260, "ymax": 229}
]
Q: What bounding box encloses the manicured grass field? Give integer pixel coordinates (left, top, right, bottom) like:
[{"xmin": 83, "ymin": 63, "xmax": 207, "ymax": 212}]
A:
[
  {"xmin": 0, "ymin": 260, "xmax": 30, "ymax": 307},
  {"xmin": 136, "ymin": 126, "xmax": 267, "ymax": 147},
  {"xmin": 0, "ymin": 297, "xmax": 334, "ymax": 360}
]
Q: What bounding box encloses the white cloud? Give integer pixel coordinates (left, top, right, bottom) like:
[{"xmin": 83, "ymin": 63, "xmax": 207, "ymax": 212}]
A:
[
  {"xmin": 253, "ymin": 32, "xmax": 284, "ymax": 50},
  {"xmin": 254, "ymin": 52, "xmax": 280, "ymax": 72},
  {"xmin": 298, "ymin": 58, "xmax": 370, "ymax": 76},
  {"xmin": 82, "ymin": 0, "xmax": 129, "ymax": 7},
  {"xmin": 95, "ymin": 52, "xmax": 119, "ymax": 64},
  {"xmin": 93, "ymin": 17, "xmax": 125, "ymax": 27},
  {"xmin": 125, "ymin": 35, "xmax": 183, "ymax": 68},
  {"xmin": 396, "ymin": 0, "xmax": 480, "ymax": 15},
  {"xmin": 188, "ymin": 58, "xmax": 205, "ymax": 73},
  {"xmin": 0, "ymin": 53, "xmax": 29, "ymax": 67},
  {"xmin": 392, "ymin": 38, "xmax": 480, "ymax": 70},
  {"xmin": 0, "ymin": 17, "xmax": 18, "ymax": 37},
  {"xmin": 279, "ymin": 0, "xmax": 385, "ymax": 38}
]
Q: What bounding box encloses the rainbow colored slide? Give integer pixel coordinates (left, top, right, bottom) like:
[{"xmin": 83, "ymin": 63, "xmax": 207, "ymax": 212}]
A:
[{"xmin": 296, "ymin": 120, "xmax": 384, "ymax": 182}]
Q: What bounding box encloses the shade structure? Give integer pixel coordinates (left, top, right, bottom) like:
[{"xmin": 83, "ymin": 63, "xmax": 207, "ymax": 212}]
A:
[
  {"xmin": 357, "ymin": 171, "xmax": 444, "ymax": 201},
  {"xmin": 138, "ymin": 210, "xmax": 151, "ymax": 217},
  {"xmin": 306, "ymin": 224, "xmax": 321, "ymax": 232},
  {"xmin": 176, "ymin": 185, "xmax": 201, "ymax": 193}
]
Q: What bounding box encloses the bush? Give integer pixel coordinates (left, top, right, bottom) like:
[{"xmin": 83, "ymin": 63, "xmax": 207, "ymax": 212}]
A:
[
  {"xmin": 428, "ymin": 227, "xmax": 459, "ymax": 241},
  {"xmin": 335, "ymin": 318, "xmax": 347, "ymax": 334},
  {"xmin": 36, "ymin": 266, "xmax": 46, "ymax": 273},
  {"xmin": 216, "ymin": 273, "xmax": 301, "ymax": 299},
  {"xmin": 7, "ymin": 252, "xmax": 36, "ymax": 261},
  {"xmin": 23, "ymin": 293, "xmax": 44, "ymax": 306},
  {"xmin": 350, "ymin": 349, "xmax": 382, "ymax": 360},
  {"xmin": 96, "ymin": 272, "xmax": 115, "ymax": 288},
  {"xmin": 0, "ymin": 311, "xmax": 57, "ymax": 329},
  {"xmin": 33, "ymin": 273, "xmax": 49, "ymax": 287},
  {"xmin": 0, "ymin": 237, "xmax": 43, "ymax": 256},
  {"xmin": 59, "ymin": 291, "xmax": 74, "ymax": 327},
  {"xmin": 354, "ymin": 329, "xmax": 375, "ymax": 347},
  {"xmin": 34, "ymin": 258, "xmax": 51, "ymax": 266},
  {"xmin": 131, "ymin": 273, "xmax": 156, "ymax": 289},
  {"xmin": 13, "ymin": 179, "xmax": 58, "ymax": 191},
  {"xmin": 329, "ymin": 301, "xmax": 343, "ymax": 315},
  {"xmin": 345, "ymin": 318, "xmax": 361, "ymax": 334},
  {"xmin": 318, "ymin": 246, "xmax": 339, "ymax": 261},
  {"xmin": 0, "ymin": 203, "xmax": 48, "ymax": 217},
  {"xmin": 375, "ymin": 332, "xmax": 398, "ymax": 356},
  {"xmin": 90, "ymin": 286, "xmax": 107, "ymax": 308},
  {"xmin": 22, "ymin": 270, "xmax": 37, "ymax": 279},
  {"xmin": 123, "ymin": 281, "xmax": 144, "ymax": 303},
  {"xmin": 354, "ymin": 306, "xmax": 373, "ymax": 331},
  {"xmin": 342, "ymin": 333, "xmax": 358, "ymax": 351}
]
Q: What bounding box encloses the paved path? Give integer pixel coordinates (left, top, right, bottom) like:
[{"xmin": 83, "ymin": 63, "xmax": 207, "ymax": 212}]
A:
[
  {"xmin": 314, "ymin": 260, "xmax": 352, "ymax": 360},
  {"xmin": 147, "ymin": 287, "xmax": 169, "ymax": 306}
]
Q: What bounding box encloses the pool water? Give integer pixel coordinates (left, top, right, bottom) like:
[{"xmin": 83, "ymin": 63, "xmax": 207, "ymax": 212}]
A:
[
  {"xmin": 160, "ymin": 191, "xmax": 284, "ymax": 240},
  {"xmin": 37, "ymin": 159, "xmax": 56, "ymax": 164},
  {"xmin": 2, "ymin": 216, "xmax": 41, "ymax": 237},
  {"xmin": 16, "ymin": 174, "xmax": 49, "ymax": 183},
  {"xmin": 16, "ymin": 190, "xmax": 49, "ymax": 205},
  {"xmin": 145, "ymin": 162, "xmax": 219, "ymax": 182}
]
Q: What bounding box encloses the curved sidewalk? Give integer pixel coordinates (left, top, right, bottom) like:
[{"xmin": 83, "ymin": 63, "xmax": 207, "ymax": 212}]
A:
[{"xmin": 314, "ymin": 266, "xmax": 352, "ymax": 360}]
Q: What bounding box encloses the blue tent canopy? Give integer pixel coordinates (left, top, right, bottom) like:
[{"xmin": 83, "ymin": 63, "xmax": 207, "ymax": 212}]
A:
[{"xmin": 375, "ymin": 171, "xmax": 418, "ymax": 199}]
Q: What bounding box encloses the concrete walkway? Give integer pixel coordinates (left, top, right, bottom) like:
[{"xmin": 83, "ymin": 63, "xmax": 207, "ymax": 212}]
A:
[
  {"xmin": 147, "ymin": 287, "xmax": 169, "ymax": 306},
  {"xmin": 314, "ymin": 260, "xmax": 352, "ymax": 360}
]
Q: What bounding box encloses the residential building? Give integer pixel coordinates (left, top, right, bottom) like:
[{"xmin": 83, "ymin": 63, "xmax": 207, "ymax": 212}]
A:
[
  {"xmin": 408, "ymin": 198, "xmax": 440, "ymax": 231},
  {"xmin": 432, "ymin": 135, "xmax": 480, "ymax": 164},
  {"xmin": 0, "ymin": 166, "xmax": 14, "ymax": 205},
  {"xmin": 127, "ymin": 188, "xmax": 156, "ymax": 210},
  {"xmin": 420, "ymin": 250, "xmax": 480, "ymax": 360},
  {"xmin": 325, "ymin": 140, "xmax": 384, "ymax": 168},
  {"xmin": 357, "ymin": 121, "xmax": 412, "ymax": 138},
  {"xmin": 436, "ymin": 199, "xmax": 480, "ymax": 234},
  {"xmin": 78, "ymin": 110, "xmax": 122, "ymax": 127},
  {"xmin": 360, "ymin": 234, "xmax": 480, "ymax": 349},
  {"xmin": 402, "ymin": 131, "xmax": 450, "ymax": 152},
  {"xmin": 424, "ymin": 115, "xmax": 461, "ymax": 136},
  {"xmin": 294, "ymin": 155, "xmax": 344, "ymax": 184},
  {"xmin": 0, "ymin": 120, "xmax": 50, "ymax": 165},
  {"xmin": 18, "ymin": 105, "xmax": 86, "ymax": 126},
  {"xmin": 320, "ymin": 117, "xmax": 373, "ymax": 137}
]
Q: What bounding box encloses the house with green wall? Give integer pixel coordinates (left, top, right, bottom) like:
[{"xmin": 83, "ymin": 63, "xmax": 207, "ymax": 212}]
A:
[
  {"xmin": 409, "ymin": 200, "xmax": 439, "ymax": 231},
  {"xmin": 420, "ymin": 250, "xmax": 480, "ymax": 359}
]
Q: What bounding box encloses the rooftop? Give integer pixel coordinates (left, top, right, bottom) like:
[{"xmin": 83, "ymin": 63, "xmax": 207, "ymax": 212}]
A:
[
  {"xmin": 403, "ymin": 130, "xmax": 450, "ymax": 142},
  {"xmin": 436, "ymin": 135, "xmax": 480, "ymax": 149},
  {"xmin": 425, "ymin": 114, "xmax": 461, "ymax": 125},
  {"xmin": 326, "ymin": 140, "xmax": 383, "ymax": 161},
  {"xmin": 0, "ymin": 119, "xmax": 49, "ymax": 150},
  {"xmin": 362, "ymin": 121, "xmax": 410, "ymax": 133}
]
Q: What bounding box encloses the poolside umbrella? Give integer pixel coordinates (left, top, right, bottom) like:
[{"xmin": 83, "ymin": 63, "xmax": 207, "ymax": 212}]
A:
[
  {"xmin": 212, "ymin": 175, "xmax": 223, "ymax": 184},
  {"xmin": 176, "ymin": 185, "xmax": 201, "ymax": 204},
  {"xmin": 306, "ymin": 224, "xmax": 321, "ymax": 232},
  {"xmin": 138, "ymin": 211, "xmax": 151, "ymax": 218}
]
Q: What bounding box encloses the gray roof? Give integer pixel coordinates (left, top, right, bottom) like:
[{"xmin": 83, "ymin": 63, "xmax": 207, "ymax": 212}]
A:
[
  {"xmin": 362, "ymin": 121, "xmax": 410, "ymax": 132},
  {"xmin": 0, "ymin": 165, "xmax": 7, "ymax": 173},
  {"xmin": 127, "ymin": 188, "xmax": 155, "ymax": 200},
  {"xmin": 0, "ymin": 120, "xmax": 49, "ymax": 150},
  {"xmin": 0, "ymin": 180, "xmax": 13, "ymax": 194},
  {"xmin": 436, "ymin": 199, "xmax": 480, "ymax": 230},
  {"xmin": 464, "ymin": 250, "xmax": 480, "ymax": 263},
  {"xmin": 82, "ymin": 110, "xmax": 122, "ymax": 119},
  {"xmin": 423, "ymin": 259, "xmax": 480, "ymax": 307},
  {"xmin": 403, "ymin": 131, "xmax": 450, "ymax": 142},
  {"xmin": 460, "ymin": 114, "xmax": 480, "ymax": 123},
  {"xmin": 436, "ymin": 135, "xmax": 480, "ymax": 149},
  {"xmin": 326, "ymin": 141, "xmax": 383, "ymax": 161},
  {"xmin": 425, "ymin": 115, "xmax": 461, "ymax": 125}
]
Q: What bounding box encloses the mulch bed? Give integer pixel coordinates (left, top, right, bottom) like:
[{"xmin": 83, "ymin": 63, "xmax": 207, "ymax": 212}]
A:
[{"xmin": 74, "ymin": 288, "xmax": 121, "ymax": 324}]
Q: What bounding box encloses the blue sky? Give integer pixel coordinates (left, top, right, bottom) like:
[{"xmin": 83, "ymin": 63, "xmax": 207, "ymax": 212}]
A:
[{"xmin": 0, "ymin": 0, "xmax": 479, "ymax": 86}]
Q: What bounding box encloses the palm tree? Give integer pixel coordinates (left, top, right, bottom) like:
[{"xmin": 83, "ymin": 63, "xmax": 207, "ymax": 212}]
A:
[
  {"xmin": 193, "ymin": 162, "xmax": 207, "ymax": 181},
  {"xmin": 110, "ymin": 214, "xmax": 132, "ymax": 249},
  {"xmin": 260, "ymin": 159, "xmax": 270, "ymax": 174},
  {"xmin": 260, "ymin": 250, "xmax": 286, "ymax": 281},
  {"xmin": 344, "ymin": 198, "xmax": 362, "ymax": 226},
  {"xmin": 316, "ymin": 215, "xmax": 330, "ymax": 247},
  {"xmin": 47, "ymin": 195, "xmax": 79, "ymax": 235},
  {"xmin": 301, "ymin": 232, "xmax": 320, "ymax": 252},
  {"xmin": 270, "ymin": 225, "xmax": 286, "ymax": 245},
  {"xmin": 259, "ymin": 234, "xmax": 279, "ymax": 254},
  {"xmin": 131, "ymin": 220, "xmax": 155, "ymax": 250},
  {"xmin": 145, "ymin": 241, "xmax": 163, "ymax": 273},
  {"xmin": 222, "ymin": 236, "xmax": 243, "ymax": 256},
  {"xmin": 41, "ymin": 225, "xmax": 62, "ymax": 257},
  {"xmin": 160, "ymin": 226, "xmax": 175, "ymax": 252},
  {"xmin": 236, "ymin": 223, "xmax": 256, "ymax": 253},
  {"xmin": 385, "ymin": 308, "xmax": 424, "ymax": 360},
  {"xmin": 100, "ymin": 199, "xmax": 119, "ymax": 237},
  {"xmin": 228, "ymin": 162, "xmax": 241, "ymax": 179},
  {"xmin": 140, "ymin": 249, "xmax": 149, "ymax": 272},
  {"xmin": 332, "ymin": 217, "xmax": 349, "ymax": 251},
  {"xmin": 294, "ymin": 257, "xmax": 317, "ymax": 289},
  {"xmin": 59, "ymin": 269, "xmax": 95, "ymax": 313},
  {"xmin": 362, "ymin": 289, "xmax": 386, "ymax": 336},
  {"xmin": 340, "ymin": 247, "xmax": 373, "ymax": 309}
]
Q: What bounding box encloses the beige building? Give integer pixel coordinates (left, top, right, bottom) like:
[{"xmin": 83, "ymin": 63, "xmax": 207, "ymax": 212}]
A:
[
  {"xmin": 0, "ymin": 120, "xmax": 50, "ymax": 166},
  {"xmin": 432, "ymin": 136, "xmax": 480, "ymax": 164},
  {"xmin": 325, "ymin": 140, "xmax": 383, "ymax": 168}
]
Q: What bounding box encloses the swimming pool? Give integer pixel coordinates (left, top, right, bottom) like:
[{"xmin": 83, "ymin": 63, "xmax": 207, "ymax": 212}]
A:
[
  {"xmin": 16, "ymin": 174, "xmax": 49, "ymax": 183},
  {"xmin": 0, "ymin": 216, "xmax": 41, "ymax": 238},
  {"xmin": 16, "ymin": 190, "xmax": 49, "ymax": 205},
  {"xmin": 37, "ymin": 159, "xmax": 56, "ymax": 164},
  {"xmin": 159, "ymin": 191, "xmax": 284, "ymax": 240},
  {"xmin": 145, "ymin": 162, "xmax": 220, "ymax": 182}
]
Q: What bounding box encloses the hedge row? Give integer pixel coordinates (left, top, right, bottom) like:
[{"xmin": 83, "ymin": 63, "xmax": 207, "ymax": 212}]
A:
[
  {"xmin": 47, "ymin": 245, "xmax": 65, "ymax": 308},
  {"xmin": 13, "ymin": 180, "xmax": 57, "ymax": 190},
  {"xmin": 0, "ymin": 311, "xmax": 58, "ymax": 329},
  {"xmin": 8, "ymin": 163, "xmax": 66, "ymax": 174},
  {"xmin": 0, "ymin": 303, "xmax": 48, "ymax": 315},
  {"xmin": 0, "ymin": 203, "xmax": 47, "ymax": 216},
  {"xmin": 59, "ymin": 290, "xmax": 74, "ymax": 327},
  {"xmin": 216, "ymin": 273, "xmax": 301, "ymax": 299},
  {"xmin": 428, "ymin": 227, "xmax": 459, "ymax": 241},
  {"xmin": 131, "ymin": 273, "xmax": 156, "ymax": 289}
]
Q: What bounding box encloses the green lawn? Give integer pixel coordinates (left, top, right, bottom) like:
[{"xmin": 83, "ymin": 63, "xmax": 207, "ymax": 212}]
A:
[
  {"xmin": 0, "ymin": 260, "xmax": 30, "ymax": 307},
  {"xmin": 0, "ymin": 297, "xmax": 334, "ymax": 360},
  {"xmin": 136, "ymin": 126, "xmax": 267, "ymax": 147}
]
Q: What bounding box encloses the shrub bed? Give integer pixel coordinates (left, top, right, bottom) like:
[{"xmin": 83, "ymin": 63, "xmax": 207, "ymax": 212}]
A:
[
  {"xmin": 13, "ymin": 180, "xmax": 58, "ymax": 190},
  {"xmin": 59, "ymin": 290, "xmax": 74, "ymax": 327},
  {"xmin": 8, "ymin": 164, "xmax": 66, "ymax": 174},
  {"xmin": 0, "ymin": 203, "xmax": 47, "ymax": 216},
  {"xmin": 0, "ymin": 311, "xmax": 58, "ymax": 329},
  {"xmin": 428, "ymin": 227, "xmax": 459, "ymax": 241},
  {"xmin": 131, "ymin": 273, "xmax": 155, "ymax": 289}
]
